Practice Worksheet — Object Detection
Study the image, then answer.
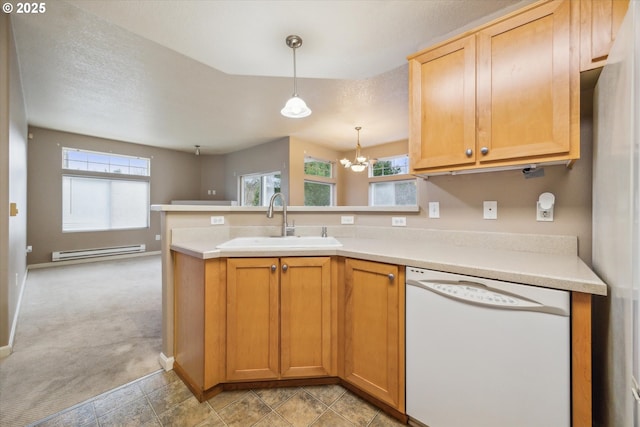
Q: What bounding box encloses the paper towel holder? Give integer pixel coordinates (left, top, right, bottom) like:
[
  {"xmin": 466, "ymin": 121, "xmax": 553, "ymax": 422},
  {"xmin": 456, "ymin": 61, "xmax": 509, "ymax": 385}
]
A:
[{"xmin": 537, "ymin": 192, "xmax": 555, "ymax": 222}]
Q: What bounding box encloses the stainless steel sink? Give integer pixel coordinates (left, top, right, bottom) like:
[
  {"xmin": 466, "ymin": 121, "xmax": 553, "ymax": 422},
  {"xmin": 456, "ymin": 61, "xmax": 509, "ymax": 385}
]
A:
[{"xmin": 216, "ymin": 236, "xmax": 342, "ymax": 250}]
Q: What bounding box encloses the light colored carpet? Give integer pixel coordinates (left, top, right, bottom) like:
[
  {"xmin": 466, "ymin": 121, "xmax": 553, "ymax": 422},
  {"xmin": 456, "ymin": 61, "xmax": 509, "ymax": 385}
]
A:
[{"xmin": 0, "ymin": 255, "xmax": 162, "ymax": 427}]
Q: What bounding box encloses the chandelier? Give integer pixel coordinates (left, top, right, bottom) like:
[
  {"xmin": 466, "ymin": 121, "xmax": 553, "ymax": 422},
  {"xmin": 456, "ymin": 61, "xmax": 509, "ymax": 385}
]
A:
[
  {"xmin": 281, "ymin": 35, "xmax": 311, "ymax": 118},
  {"xmin": 340, "ymin": 127, "xmax": 369, "ymax": 172}
]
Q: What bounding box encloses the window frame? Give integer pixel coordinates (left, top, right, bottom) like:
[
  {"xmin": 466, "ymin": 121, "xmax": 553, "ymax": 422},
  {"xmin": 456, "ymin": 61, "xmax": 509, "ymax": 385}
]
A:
[
  {"xmin": 304, "ymin": 156, "xmax": 333, "ymax": 179},
  {"xmin": 303, "ymin": 179, "xmax": 336, "ymax": 207},
  {"xmin": 61, "ymin": 147, "xmax": 151, "ymax": 233},
  {"xmin": 62, "ymin": 147, "xmax": 150, "ymax": 177},
  {"xmin": 239, "ymin": 171, "xmax": 282, "ymax": 207},
  {"xmin": 369, "ymin": 154, "xmax": 409, "ymax": 178},
  {"xmin": 368, "ymin": 178, "xmax": 418, "ymax": 207}
]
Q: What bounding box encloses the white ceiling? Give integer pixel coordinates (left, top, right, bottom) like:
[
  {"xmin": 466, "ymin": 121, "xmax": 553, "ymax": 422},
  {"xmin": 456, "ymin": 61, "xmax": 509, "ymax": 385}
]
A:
[{"xmin": 11, "ymin": 0, "xmax": 531, "ymax": 154}]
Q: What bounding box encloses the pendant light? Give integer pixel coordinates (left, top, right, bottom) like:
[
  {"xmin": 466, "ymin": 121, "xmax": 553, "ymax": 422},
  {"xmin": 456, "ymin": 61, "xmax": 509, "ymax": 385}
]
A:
[
  {"xmin": 281, "ymin": 35, "xmax": 311, "ymax": 118},
  {"xmin": 194, "ymin": 145, "xmax": 200, "ymax": 156},
  {"xmin": 340, "ymin": 127, "xmax": 369, "ymax": 172}
]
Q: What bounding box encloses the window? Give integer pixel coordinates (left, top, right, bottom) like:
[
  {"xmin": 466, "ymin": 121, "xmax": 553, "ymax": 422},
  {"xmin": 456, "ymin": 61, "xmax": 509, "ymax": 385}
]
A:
[
  {"xmin": 63, "ymin": 148, "xmax": 150, "ymax": 176},
  {"xmin": 304, "ymin": 181, "xmax": 334, "ymax": 206},
  {"xmin": 370, "ymin": 154, "xmax": 409, "ymax": 177},
  {"xmin": 369, "ymin": 180, "xmax": 417, "ymax": 206},
  {"xmin": 240, "ymin": 172, "xmax": 281, "ymax": 206},
  {"xmin": 304, "ymin": 157, "xmax": 335, "ymax": 206},
  {"xmin": 61, "ymin": 148, "xmax": 151, "ymax": 232},
  {"xmin": 304, "ymin": 157, "xmax": 332, "ymax": 178},
  {"xmin": 63, "ymin": 176, "xmax": 149, "ymax": 232}
]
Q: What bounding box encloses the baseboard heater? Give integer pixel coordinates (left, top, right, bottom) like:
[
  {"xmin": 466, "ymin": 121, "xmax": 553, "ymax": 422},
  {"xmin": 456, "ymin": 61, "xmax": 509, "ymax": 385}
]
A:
[{"xmin": 52, "ymin": 244, "xmax": 146, "ymax": 262}]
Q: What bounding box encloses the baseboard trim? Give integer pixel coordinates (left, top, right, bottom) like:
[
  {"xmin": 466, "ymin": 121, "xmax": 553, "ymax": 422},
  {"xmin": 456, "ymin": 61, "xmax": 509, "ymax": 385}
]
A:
[
  {"xmin": 158, "ymin": 352, "xmax": 174, "ymax": 371},
  {"xmin": 2, "ymin": 267, "xmax": 29, "ymax": 358},
  {"xmin": 0, "ymin": 345, "xmax": 11, "ymax": 358},
  {"xmin": 28, "ymin": 251, "xmax": 161, "ymax": 270}
]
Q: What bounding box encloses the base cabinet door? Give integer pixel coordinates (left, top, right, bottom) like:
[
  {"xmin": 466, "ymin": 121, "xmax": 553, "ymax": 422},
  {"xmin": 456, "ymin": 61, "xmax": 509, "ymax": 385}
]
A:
[
  {"xmin": 226, "ymin": 257, "xmax": 335, "ymax": 381},
  {"xmin": 280, "ymin": 257, "xmax": 334, "ymax": 378},
  {"xmin": 226, "ymin": 258, "xmax": 280, "ymax": 381},
  {"xmin": 343, "ymin": 258, "xmax": 405, "ymax": 410}
]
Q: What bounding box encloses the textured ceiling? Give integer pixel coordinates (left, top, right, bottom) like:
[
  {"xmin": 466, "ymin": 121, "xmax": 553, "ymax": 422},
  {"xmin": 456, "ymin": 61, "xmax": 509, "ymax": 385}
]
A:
[{"xmin": 11, "ymin": 0, "xmax": 531, "ymax": 154}]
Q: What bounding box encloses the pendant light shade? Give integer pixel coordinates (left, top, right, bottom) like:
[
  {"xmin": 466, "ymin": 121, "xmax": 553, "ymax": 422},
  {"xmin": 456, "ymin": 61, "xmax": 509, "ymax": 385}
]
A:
[
  {"xmin": 340, "ymin": 127, "xmax": 369, "ymax": 172},
  {"xmin": 281, "ymin": 35, "xmax": 311, "ymax": 118},
  {"xmin": 281, "ymin": 96, "xmax": 311, "ymax": 118}
]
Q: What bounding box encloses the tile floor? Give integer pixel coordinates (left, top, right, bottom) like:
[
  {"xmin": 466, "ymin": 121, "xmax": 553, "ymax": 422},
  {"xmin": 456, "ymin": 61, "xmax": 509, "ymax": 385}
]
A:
[{"xmin": 31, "ymin": 370, "xmax": 406, "ymax": 427}]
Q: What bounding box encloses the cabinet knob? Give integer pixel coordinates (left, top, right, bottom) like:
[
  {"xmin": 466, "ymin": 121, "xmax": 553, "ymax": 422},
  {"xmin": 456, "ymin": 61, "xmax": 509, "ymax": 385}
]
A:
[
  {"xmin": 388, "ymin": 273, "xmax": 395, "ymax": 282},
  {"xmin": 271, "ymin": 264, "xmax": 277, "ymax": 272},
  {"xmin": 282, "ymin": 264, "xmax": 288, "ymax": 272},
  {"xmin": 480, "ymin": 146, "xmax": 489, "ymax": 155},
  {"xmin": 465, "ymin": 148, "xmax": 473, "ymax": 157}
]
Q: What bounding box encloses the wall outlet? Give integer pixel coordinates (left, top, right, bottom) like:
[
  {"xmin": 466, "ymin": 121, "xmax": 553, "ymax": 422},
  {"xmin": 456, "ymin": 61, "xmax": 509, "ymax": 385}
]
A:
[
  {"xmin": 392, "ymin": 217, "xmax": 407, "ymax": 227},
  {"xmin": 428, "ymin": 202, "xmax": 440, "ymax": 219},
  {"xmin": 26, "ymin": 245, "xmax": 32, "ymax": 253},
  {"xmin": 483, "ymin": 201, "xmax": 498, "ymax": 220},
  {"xmin": 155, "ymin": 234, "xmax": 161, "ymax": 241},
  {"xmin": 207, "ymin": 189, "xmax": 216, "ymax": 196},
  {"xmin": 210, "ymin": 216, "xmax": 225, "ymax": 225},
  {"xmin": 341, "ymin": 216, "xmax": 355, "ymax": 225}
]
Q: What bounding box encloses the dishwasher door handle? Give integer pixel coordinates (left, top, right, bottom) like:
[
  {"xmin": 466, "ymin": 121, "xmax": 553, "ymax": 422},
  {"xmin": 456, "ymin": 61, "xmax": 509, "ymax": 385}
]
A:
[{"xmin": 406, "ymin": 279, "xmax": 569, "ymax": 316}]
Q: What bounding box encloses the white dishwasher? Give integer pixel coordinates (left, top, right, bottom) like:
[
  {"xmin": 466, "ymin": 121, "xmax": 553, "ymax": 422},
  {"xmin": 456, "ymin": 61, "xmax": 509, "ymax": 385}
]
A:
[{"xmin": 406, "ymin": 267, "xmax": 570, "ymax": 427}]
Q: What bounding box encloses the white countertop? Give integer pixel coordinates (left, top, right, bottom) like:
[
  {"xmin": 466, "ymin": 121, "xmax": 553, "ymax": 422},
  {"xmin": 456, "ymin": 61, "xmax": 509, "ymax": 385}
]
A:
[{"xmin": 171, "ymin": 235, "xmax": 607, "ymax": 296}]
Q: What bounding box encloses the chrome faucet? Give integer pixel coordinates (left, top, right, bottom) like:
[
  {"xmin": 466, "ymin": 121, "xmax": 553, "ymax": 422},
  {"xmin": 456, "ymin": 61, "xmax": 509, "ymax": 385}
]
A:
[{"xmin": 267, "ymin": 192, "xmax": 294, "ymax": 237}]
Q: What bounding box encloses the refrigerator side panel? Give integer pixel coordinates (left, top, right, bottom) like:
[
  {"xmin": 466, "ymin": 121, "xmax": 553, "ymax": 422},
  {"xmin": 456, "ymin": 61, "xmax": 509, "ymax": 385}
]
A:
[{"xmin": 593, "ymin": 3, "xmax": 637, "ymax": 426}]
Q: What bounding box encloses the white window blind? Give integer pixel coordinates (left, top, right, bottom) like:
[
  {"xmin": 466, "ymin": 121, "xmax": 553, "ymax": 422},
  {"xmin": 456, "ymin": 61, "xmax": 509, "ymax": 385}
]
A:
[{"xmin": 62, "ymin": 176, "xmax": 149, "ymax": 232}]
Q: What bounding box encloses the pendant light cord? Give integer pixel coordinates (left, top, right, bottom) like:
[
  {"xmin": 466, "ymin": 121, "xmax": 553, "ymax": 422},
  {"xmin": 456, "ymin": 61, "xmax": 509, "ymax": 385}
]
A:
[{"xmin": 292, "ymin": 47, "xmax": 298, "ymax": 96}]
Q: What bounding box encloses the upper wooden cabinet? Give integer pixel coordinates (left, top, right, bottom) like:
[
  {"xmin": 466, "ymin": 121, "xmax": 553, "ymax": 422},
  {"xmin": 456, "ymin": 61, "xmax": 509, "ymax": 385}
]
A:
[
  {"xmin": 408, "ymin": 0, "xmax": 579, "ymax": 174},
  {"xmin": 580, "ymin": 0, "xmax": 630, "ymax": 71}
]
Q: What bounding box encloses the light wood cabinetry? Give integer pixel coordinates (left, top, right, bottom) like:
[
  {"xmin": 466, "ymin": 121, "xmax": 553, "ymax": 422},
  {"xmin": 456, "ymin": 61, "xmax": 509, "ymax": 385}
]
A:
[
  {"xmin": 226, "ymin": 258, "xmax": 280, "ymax": 381},
  {"xmin": 280, "ymin": 257, "xmax": 335, "ymax": 378},
  {"xmin": 226, "ymin": 256, "xmax": 335, "ymax": 381},
  {"xmin": 173, "ymin": 253, "xmax": 225, "ymax": 392},
  {"xmin": 341, "ymin": 258, "xmax": 405, "ymax": 411},
  {"xmin": 580, "ymin": 0, "xmax": 630, "ymax": 71},
  {"xmin": 409, "ymin": 0, "xmax": 579, "ymax": 174}
]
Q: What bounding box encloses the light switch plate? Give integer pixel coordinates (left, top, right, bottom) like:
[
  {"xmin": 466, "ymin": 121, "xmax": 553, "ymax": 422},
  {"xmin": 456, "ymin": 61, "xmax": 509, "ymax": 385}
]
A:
[
  {"xmin": 428, "ymin": 202, "xmax": 440, "ymax": 219},
  {"xmin": 483, "ymin": 201, "xmax": 498, "ymax": 220}
]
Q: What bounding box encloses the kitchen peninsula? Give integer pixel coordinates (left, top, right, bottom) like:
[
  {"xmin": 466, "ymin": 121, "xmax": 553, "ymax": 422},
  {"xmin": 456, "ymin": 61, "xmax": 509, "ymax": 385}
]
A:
[{"xmin": 152, "ymin": 204, "xmax": 606, "ymax": 426}]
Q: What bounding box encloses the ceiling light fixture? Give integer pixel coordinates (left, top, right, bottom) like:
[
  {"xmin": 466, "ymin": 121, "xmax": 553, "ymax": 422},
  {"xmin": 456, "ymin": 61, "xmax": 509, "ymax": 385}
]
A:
[
  {"xmin": 281, "ymin": 35, "xmax": 311, "ymax": 119},
  {"xmin": 340, "ymin": 127, "xmax": 369, "ymax": 172},
  {"xmin": 195, "ymin": 145, "xmax": 200, "ymax": 156}
]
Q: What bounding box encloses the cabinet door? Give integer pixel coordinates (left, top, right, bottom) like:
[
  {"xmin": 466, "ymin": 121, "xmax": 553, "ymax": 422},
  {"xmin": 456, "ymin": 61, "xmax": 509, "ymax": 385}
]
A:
[
  {"xmin": 226, "ymin": 258, "xmax": 279, "ymax": 381},
  {"xmin": 343, "ymin": 259, "xmax": 404, "ymax": 410},
  {"xmin": 409, "ymin": 35, "xmax": 476, "ymax": 171},
  {"xmin": 280, "ymin": 257, "xmax": 333, "ymax": 378},
  {"xmin": 477, "ymin": 0, "xmax": 573, "ymax": 163},
  {"xmin": 580, "ymin": 0, "xmax": 630, "ymax": 71}
]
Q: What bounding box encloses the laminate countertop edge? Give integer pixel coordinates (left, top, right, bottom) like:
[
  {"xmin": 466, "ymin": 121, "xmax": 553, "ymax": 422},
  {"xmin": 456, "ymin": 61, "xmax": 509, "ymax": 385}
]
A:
[{"xmin": 170, "ymin": 237, "xmax": 607, "ymax": 296}]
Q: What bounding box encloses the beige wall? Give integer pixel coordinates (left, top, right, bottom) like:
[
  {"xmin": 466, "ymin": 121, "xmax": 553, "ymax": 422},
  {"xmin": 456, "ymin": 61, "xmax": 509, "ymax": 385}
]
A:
[
  {"xmin": 223, "ymin": 137, "xmax": 290, "ymax": 204},
  {"xmin": 0, "ymin": 15, "xmax": 28, "ymax": 348},
  {"xmin": 27, "ymin": 127, "xmax": 202, "ymax": 265},
  {"xmin": 338, "ymin": 139, "xmax": 409, "ymax": 206},
  {"xmin": 199, "ymin": 155, "xmax": 227, "ymax": 200},
  {"xmin": 289, "ymin": 137, "xmax": 341, "ymax": 205}
]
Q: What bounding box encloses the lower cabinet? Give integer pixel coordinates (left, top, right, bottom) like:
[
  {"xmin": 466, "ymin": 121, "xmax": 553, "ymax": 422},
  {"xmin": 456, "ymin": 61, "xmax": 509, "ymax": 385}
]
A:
[
  {"xmin": 172, "ymin": 252, "xmax": 404, "ymax": 416},
  {"xmin": 341, "ymin": 258, "xmax": 405, "ymax": 411},
  {"xmin": 226, "ymin": 256, "xmax": 336, "ymax": 381},
  {"xmin": 173, "ymin": 253, "xmax": 226, "ymax": 392}
]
